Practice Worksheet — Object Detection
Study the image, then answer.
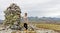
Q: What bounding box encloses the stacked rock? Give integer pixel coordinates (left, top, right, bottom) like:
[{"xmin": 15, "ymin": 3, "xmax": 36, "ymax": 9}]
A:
[{"xmin": 4, "ymin": 3, "xmax": 21, "ymax": 30}]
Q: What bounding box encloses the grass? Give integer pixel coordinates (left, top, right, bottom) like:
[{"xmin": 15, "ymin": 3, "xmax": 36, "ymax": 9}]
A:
[
  {"xmin": 11, "ymin": 31, "xmax": 36, "ymax": 33},
  {"xmin": 21, "ymin": 22, "xmax": 60, "ymax": 31},
  {"xmin": 35, "ymin": 24, "xmax": 60, "ymax": 31},
  {"xmin": 11, "ymin": 23, "xmax": 60, "ymax": 33}
]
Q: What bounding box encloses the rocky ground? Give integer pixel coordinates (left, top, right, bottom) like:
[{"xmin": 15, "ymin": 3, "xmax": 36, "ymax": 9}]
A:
[
  {"xmin": 0, "ymin": 28, "xmax": 59, "ymax": 33},
  {"xmin": 0, "ymin": 24, "xmax": 59, "ymax": 33}
]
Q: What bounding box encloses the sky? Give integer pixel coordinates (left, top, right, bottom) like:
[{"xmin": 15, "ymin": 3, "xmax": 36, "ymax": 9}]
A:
[{"xmin": 0, "ymin": 0, "xmax": 60, "ymax": 20}]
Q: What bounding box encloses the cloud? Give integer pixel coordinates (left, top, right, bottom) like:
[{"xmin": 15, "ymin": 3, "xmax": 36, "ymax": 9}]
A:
[
  {"xmin": 22, "ymin": 0, "xmax": 60, "ymax": 17},
  {"xmin": 0, "ymin": 0, "xmax": 60, "ymax": 20}
]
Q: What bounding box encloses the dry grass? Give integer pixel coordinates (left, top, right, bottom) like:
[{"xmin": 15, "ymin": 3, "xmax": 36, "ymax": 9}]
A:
[
  {"xmin": 36, "ymin": 24, "xmax": 60, "ymax": 31},
  {"xmin": 11, "ymin": 31, "xmax": 36, "ymax": 33}
]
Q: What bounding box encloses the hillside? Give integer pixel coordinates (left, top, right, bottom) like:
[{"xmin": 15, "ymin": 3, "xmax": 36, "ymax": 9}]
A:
[
  {"xmin": 0, "ymin": 20, "xmax": 3, "ymax": 24},
  {"xmin": 27, "ymin": 17, "xmax": 60, "ymax": 24}
]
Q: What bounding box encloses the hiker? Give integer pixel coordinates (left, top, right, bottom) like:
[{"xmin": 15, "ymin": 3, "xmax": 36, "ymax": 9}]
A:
[{"xmin": 23, "ymin": 13, "xmax": 28, "ymax": 30}]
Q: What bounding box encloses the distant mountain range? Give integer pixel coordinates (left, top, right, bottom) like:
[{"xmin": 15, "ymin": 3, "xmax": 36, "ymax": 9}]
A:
[
  {"xmin": 0, "ymin": 17, "xmax": 60, "ymax": 24},
  {"xmin": 28, "ymin": 17, "xmax": 60, "ymax": 21},
  {"xmin": 27, "ymin": 17, "xmax": 60, "ymax": 24},
  {"xmin": 0, "ymin": 20, "xmax": 3, "ymax": 24}
]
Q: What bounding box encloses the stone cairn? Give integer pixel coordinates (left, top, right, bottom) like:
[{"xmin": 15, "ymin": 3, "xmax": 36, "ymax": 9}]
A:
[
  {"xmin": 3, "ymin": 3, "xmax": 34, "ymax": 31},
  {"xmin": 3, "ymin": 3, "xmax": 21, "ymax": 30}
]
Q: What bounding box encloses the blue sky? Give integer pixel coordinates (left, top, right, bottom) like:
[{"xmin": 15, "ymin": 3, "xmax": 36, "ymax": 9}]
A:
[{"xmin": 0, "ymin": 0, "xmax": 60, "ymax": 20}]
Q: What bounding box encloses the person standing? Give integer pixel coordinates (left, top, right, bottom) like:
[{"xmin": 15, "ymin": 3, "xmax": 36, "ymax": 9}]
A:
[{"xmin": 23, "ymin": 13, "xmax": 28, "ymax": 30}]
